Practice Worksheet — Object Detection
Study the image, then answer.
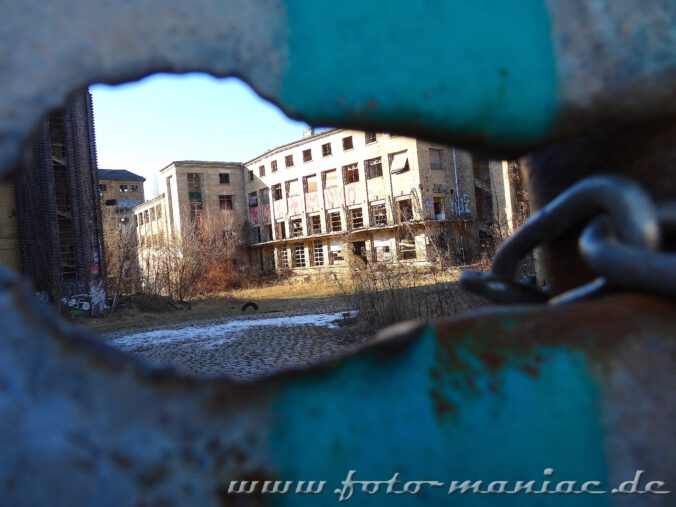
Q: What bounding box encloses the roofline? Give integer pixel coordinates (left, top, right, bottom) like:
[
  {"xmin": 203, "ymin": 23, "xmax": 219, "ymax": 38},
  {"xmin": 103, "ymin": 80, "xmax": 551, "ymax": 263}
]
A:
[
  {"xmin": 159, "ymin": 160, "xmax": 244, "ymax": 173},
  {"xmin": 132, "ymin": 193, "xmax": 165, "ymax": 212},
  {"xmin": 97, "ymin": 169, "xmax": 146, "ymax": 182},
  {"xmin": 244, "ymin": 128, "xmax": 344, "ymax": 166}
]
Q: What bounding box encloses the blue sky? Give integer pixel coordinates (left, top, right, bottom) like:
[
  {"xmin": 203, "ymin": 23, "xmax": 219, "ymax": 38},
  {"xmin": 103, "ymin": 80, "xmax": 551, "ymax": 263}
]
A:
[{"xmin": 91, "ymin": 73, "xmax": 309, "ymax": 197}]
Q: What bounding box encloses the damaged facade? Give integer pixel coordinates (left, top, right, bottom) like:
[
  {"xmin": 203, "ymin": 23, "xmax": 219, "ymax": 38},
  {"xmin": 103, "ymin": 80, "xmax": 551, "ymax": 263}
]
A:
[
  {"xmin": 10, "ymin": 90, "xmax": 106, "ymax": 313},
  {"xmin": 136, "ymin": 129, "xmax": 520, "ymax": 276}
]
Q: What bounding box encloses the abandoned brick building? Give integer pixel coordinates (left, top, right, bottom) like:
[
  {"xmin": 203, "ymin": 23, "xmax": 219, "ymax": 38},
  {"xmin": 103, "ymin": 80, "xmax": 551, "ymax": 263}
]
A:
[
  {"xmin": 3, "ymin": 90, "xmax": 106, "ymax": 312},
  {"xmin": 135, "ymin": 129, "xmax": 520, "ymax": 276}
]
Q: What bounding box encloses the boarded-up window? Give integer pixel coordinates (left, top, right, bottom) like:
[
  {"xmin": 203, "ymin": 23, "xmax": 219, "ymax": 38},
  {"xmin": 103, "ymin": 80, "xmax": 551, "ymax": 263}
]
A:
[
  {"xmin": 304, "ymin": 174, "xmax": 318, "ymax": 193},
  {"xmin": 429, "ymin": 148, "xmax": 443, "ymax": 170},
  {"xmin": 286, "ymin": 179, "xmax": 300, "ymax": 196},
  {"xmin": 390, "ymin": 152, "xmax": 410, "ymax": 174},
  {"xmin": 323, "ymin": 169, "xmax": 338, "ymax": 188}
]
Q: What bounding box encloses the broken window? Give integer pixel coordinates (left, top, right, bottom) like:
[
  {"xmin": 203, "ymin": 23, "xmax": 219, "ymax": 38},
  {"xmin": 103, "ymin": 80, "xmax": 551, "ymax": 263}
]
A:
[
  {"xmin": 328, "ymin": 211, "xmax": 342, "ymax": 232},
  {"xmin": 285, "ymin": 154, "xmax": 294, "ymax": 168},
  {"xmin": 429, "ymin": 148, "xmax": 443, "ymax": 170},
  {"xmin": 130, "ymin": 184, "xmax": 139, "ymax": 192},
  {"xmin": 302, "ymin": 149, "xmax": 312, "ymax": 162},
  {"xmin": 370, "ymin": 203, "xmax": 387, "ymax": 226},
  {"xmin": 365, "ymin": 157, "xmax": 383, "ymax": 179},
  {"xmin": 397, "ymin": 199, "xmax": 414, "ymax": 222},
  {"xmin": 286, "ymin": 179, "xmax": 300, "ymax": 196},
  {"xmin": 303, "ymin": 174, "xmax": 317, "ymax": 193},
  {"xmin": 308, "ymin": 214, "xmax": 322, "ymax": 234},
  {"xmin": 98, "ymin": 184, "xmax": 107, "ymax": 194},
  {"xmin": 313, "ymin": 240, "xmax": 324, "ymax": 266},
  {"xmin": 350, "ymin": 207, "xmax": 364, "ymax": 229},
  {"xmin": 374, "ymin": 240, "xmax": 392, "ymax": 262},
  {"xmin": 290, "ymin": 218, "xmax": 303, "ymax": 237},
  {"xmin": 342, "ymin": 136, "xmax": 353, "ymax": 151},
  {"xmin": 271, "ymin": 160, "xmax": 278, "ymax": 173},
  {"xmin": 390, "ymin": 151, "xmax": 410, "ymax": 174},
  {"xmin": 293, "ymin": 243, "xmax": 306, "ymax": 267},
  {"xmin": 323, "ymin": 169, "xmax": 338, "ymax": 188},
  {"xmin": 259, "ymin": 164, "xmax": 265, "ymax": 176},
  {"xmin": 343, "ymin": 163, "xmax": 359, "ymax": 184},
  {"xmin": 187, "ymin": 173, "xmax": 202, "ymax": 203},
  {"xmin": 219, "ymin": 194, "xmax": 233, "ymax": 210},
  {"xmin": 330, "ymin": 245, "xmax": 344, "ymax": 264},
  {"xmin": 119, "ymin": 184, "xmax": 128, "ymax": 192},
  {"xmin": 322, "ymin": 143, "xmax": 332, "ymax": 157},
  {"xmin": 276, "ymin": 220, "xmax": 286, "ymax": 239},
  {"xmin": 279, "ymin": 247, "xmax": 289, "ymax": 268},
  {"xmin": 272, "ymin": 183, "xmax": 283, "ymax": 201},
  {"xmin": 219, "ymin": 172, "xmax": 230, "ymax": 184},
  {"xmin": 398, "ymin": 228, "xmax": 417, "ymax": 260},
  {"xmin": 365, "ymin": 132, "xmax": 377, "ymax": 144}
]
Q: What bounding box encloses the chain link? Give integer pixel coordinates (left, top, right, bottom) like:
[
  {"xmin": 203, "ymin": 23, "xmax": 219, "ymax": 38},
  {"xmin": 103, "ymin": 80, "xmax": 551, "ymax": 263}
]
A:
[{"xmin": 460, "ymin": 175, "xmax": 674, "ymax": 304}]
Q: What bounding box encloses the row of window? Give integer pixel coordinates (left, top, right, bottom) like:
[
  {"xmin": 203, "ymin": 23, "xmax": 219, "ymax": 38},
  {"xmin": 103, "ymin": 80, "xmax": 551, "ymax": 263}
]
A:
[
  {"xmin": 275, "ymin": 234, "xmax": 416, "ymax": 269},
  {"xmin": 249, "ymin": 132, "xmax": 378, "ymax": 180},
  {"xmin": 255, "ymin": 201, "xmax": 408, "ymax": 243},
  {"xmin": 98, "ymin": 183, "xmax": 140, "ymax": 194},
  {"xmin": 136, "ymin": 203, "xmax": 163, "ymax": 226}
]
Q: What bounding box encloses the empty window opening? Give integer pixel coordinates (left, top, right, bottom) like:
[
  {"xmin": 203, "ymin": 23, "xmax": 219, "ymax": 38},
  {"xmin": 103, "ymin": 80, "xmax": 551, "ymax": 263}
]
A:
[
  {"xmin": 397, "ymin": 199, "xmax": 414, "ymax": 222},
  {"xmin": 272, "ymin": 183, "xmax": 283, "ymax": 201},
  {"xmin": 219, "ymin": 194, "xmax": 233, "ymax": 210},
  {"xmin": 219, "ymin": 172, "xmax": 230, "ymax": 184},
  {"xmin": 398, "ymin": 228, "xmax": 417, "ymax": 260},
  {"xmin": 342, "ymin": 136, "xmax": 354, "ymax": 151},
  {"xmin": 322, "ymin": 143, "xmax": 332, "ymax": 157}
]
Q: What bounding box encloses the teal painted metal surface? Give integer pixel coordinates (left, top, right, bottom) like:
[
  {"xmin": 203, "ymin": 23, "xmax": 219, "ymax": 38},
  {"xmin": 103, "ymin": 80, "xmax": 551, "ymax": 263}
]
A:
[
  {"xmin": 269, "ymin": 325, "xmax": 611, "ymax": 506},
  {"xmin": 281, "ymin": 0, "xmax": 559, "ymax": 144}
]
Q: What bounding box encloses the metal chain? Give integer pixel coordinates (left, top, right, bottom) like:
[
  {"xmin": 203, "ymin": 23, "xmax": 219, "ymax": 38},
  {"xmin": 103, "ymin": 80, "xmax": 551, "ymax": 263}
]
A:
[{"xmin": 460, "ymin": 175, "xmax": 675, "ymax": 304}]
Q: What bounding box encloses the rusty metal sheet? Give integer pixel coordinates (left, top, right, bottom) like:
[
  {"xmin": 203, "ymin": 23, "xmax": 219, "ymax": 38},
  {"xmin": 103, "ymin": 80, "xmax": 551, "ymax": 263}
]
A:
[{"xmin": 1, "ymin": 268, "xmax": 673, "ymax": 505}]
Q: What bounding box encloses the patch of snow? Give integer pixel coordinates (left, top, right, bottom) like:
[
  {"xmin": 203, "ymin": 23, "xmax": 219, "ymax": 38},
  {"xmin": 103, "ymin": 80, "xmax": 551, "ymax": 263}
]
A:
[{"xmin": 110, "ymin": 311, "xmax": 358, "ymax": 352}]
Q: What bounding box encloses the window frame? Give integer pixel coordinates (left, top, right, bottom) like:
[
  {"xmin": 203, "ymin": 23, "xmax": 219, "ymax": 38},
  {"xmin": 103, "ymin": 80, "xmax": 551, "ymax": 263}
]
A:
[{"xmin": 365, "ymin": 157, "xmax": 383, "ymax": 179}]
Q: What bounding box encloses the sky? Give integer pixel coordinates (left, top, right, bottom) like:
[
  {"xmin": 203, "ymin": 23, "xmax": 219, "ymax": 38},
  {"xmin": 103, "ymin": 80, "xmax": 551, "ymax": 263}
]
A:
[{"xmin": 91, "ymin": 73, "xmax": 309, "ymax": 197}]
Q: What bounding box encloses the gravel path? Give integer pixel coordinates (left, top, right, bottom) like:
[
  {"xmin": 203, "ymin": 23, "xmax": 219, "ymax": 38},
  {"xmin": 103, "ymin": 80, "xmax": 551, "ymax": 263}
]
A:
[{"xmin": 102, "ymin": 301, "xmax": 369, "ymax": 380}]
